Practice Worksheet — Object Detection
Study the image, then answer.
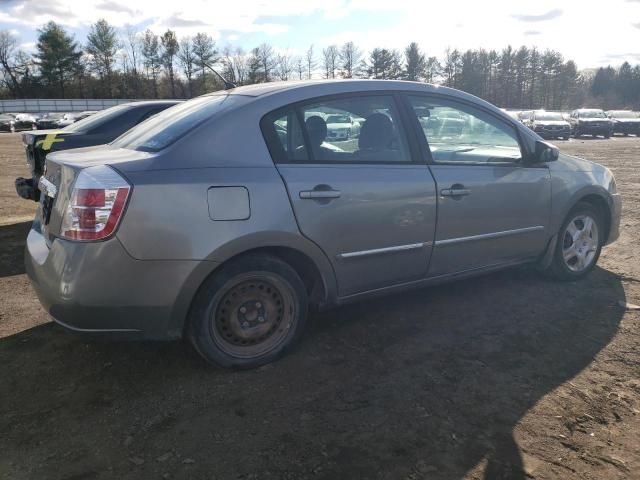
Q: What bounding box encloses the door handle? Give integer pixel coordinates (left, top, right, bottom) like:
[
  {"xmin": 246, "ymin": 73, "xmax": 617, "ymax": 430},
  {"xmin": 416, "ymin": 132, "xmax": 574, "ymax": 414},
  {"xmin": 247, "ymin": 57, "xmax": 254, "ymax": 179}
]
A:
[
  {"xmin": 299, "ymin": 189, "xmax": 341, "ymax": 199},
  {"xmin": 440, "ymin": 187, "xmax": 471, "ymax": 197}
]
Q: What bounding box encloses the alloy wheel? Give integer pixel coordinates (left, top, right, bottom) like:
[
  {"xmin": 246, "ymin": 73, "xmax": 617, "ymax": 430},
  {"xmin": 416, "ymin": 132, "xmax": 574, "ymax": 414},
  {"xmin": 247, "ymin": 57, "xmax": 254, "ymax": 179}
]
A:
[{"xmin": 562, "ymin": 214, "xmax": 599, "ymax": 272}]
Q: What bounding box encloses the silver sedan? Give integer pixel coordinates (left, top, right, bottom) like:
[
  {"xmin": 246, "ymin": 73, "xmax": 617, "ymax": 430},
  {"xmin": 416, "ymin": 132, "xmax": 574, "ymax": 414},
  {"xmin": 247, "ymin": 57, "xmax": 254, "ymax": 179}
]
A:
[{"xmin": 25, "ymin": 80, "xmax": 621, "ymax": 368}]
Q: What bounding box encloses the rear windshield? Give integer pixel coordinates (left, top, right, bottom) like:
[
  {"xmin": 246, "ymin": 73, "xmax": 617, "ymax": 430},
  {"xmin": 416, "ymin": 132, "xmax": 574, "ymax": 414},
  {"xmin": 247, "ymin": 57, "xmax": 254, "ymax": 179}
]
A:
[
  {"xmin": 112, "ymin": 95, "xmax": 237, "ymax": 152},
  {"xmin": 579, "ymin": 110, "xmax": 606, "ymax": 118},
  {"xmin": 535, "ymin": 112, "xmax": 563, "ymax": 121},
  {"xmin": 63, "ymin": 105, "xmax": 130, "ymax": 133}
]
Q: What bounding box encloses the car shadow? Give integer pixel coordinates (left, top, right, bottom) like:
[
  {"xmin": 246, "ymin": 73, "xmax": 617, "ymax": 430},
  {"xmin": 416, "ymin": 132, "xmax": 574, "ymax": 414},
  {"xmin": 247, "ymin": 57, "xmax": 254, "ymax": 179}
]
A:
[
  {"xmin": 0, "ymin": 265, "xmax": 625, "ymax": 480},
  {"xmin": 0, "ymin": 221, "xmax": 31, "ymax": 277}
]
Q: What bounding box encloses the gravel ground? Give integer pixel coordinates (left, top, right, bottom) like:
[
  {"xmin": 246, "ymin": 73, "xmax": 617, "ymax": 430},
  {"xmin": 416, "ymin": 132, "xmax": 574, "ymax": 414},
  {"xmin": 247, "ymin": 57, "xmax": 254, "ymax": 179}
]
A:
[{"xmin": 0, "ymin": 132, "xmax": 639, "ymax": 480}]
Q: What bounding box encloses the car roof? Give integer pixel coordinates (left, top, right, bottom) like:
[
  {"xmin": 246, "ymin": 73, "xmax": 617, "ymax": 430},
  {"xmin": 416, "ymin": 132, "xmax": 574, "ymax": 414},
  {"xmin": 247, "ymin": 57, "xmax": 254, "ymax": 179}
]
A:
[
  {"xmin": 122, "ymin": 100, "xmax": 182, "ymax": 107},
  {"xmin": 207, "ymin": 79, "xmax": 510, "ymax": 117},
  {"xmin": 222, "ymin": 79, "xmax": 458, "ymax": 97}
]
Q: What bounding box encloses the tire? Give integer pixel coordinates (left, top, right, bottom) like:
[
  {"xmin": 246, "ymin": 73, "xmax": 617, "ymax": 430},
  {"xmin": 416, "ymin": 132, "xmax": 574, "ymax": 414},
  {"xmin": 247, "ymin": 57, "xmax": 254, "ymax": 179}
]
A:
[
  {"xmin": 573, "ymin": 131, "xmax": 580, "ymax": 138},
  {"xmin": 188, "ymin": 254, "xmax": 308, "ymax": 369},
  {"xmin": 605, "ymin": 132, "xmax": 611, "ymax": 139},
  {"xmin": 547, "ymin": 201, "xmax": 603, "ymax": 281}
]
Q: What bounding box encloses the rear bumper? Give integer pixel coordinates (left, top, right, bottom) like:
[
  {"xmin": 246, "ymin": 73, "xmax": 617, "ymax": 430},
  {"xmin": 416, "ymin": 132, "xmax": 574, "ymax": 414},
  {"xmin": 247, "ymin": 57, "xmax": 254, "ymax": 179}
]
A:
[
  {"xmin": 25, "ymin": 224, "xmax": 210, "ymax": 340},
  {"xmin": 536, "ymin": 129, "xmax": 570, "ymax": 139},
  {"xmin": 606, "ymin": 193, "xmax": 622, "ymax": 245}
]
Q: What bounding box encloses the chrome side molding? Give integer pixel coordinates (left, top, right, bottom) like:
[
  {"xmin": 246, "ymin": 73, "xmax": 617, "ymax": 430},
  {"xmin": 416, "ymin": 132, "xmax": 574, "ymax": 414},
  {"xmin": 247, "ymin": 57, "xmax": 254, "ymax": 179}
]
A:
[
  {"xmin": 338, "ymin": 242, "xmax": 430, "ymax": 259},
  {"xmin": 435, "ymin": 226, "xmax": 545, "ymax": 246}
]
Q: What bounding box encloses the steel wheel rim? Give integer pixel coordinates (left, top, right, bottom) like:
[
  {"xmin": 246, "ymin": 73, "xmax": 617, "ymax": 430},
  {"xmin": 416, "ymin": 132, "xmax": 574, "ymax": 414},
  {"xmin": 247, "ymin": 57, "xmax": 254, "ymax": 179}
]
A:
[
  {"xmin": 562, "ymin": 214, "xmax": 599, "ymax": 272},
  {"xmin": 209, "ymin": 273, "xmax": 296, "ymax": 359}
]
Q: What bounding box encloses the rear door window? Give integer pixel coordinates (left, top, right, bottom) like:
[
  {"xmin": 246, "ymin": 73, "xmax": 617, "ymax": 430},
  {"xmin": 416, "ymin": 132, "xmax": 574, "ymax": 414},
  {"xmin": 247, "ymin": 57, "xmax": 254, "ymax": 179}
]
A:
[{"xmin": 262, "ymin": 94, "xmax": 412, "ymax": 164}]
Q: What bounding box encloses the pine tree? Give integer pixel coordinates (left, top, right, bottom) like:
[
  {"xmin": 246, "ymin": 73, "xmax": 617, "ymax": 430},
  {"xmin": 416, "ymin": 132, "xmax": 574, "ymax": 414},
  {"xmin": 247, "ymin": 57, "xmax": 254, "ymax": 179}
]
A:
[
  {"xmin": 161, "ymin": 29, "xmax": 179, "ymax": 97},
  {"xmin": 86, "ymin": 19, "xmax": 118, "ymax": 97},
  {"xmin": 404, "ymin": 42, "xmax": 427, "ymax": 81},
  {"xmin": 34, "ymin": 21, "xmax": 82, "ymax": 97}
]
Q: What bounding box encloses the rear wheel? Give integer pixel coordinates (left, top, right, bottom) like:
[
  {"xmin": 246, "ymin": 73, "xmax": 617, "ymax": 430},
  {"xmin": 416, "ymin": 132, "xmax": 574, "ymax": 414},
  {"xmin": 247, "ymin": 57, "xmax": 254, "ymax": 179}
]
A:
[
  {"xmin": 548, "ymin": 202, "xmax": 603, "ymax": 281},
  {"xmin": 188, "ymin": 254, "xmax": 308, "ymax": 369}
]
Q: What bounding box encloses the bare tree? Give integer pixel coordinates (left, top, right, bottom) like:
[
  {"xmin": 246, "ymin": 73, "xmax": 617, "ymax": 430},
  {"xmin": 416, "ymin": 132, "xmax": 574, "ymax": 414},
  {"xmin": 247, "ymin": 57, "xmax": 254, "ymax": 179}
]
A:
[
  {"xmin": 295, "ymin": 56, "xmax": 304, "ymax": 80},
  {"xmin": 122, "ymin": 26, "xmax": 141, "ymax": 96},
  {"xmin": 305, "ymin": 44, "xmax": 316, "ymax": 79},
  {"xmin": 339, "ymin": 41, "xmax": 362, "ymax": 78},
  {"xmin": 256, "ymin": 43, "xmax": 276, "ymax": 82},
  {"xmin": 322, "ymin": 45, "xmax": 339, "ymax": 79},
  {"xmin": 276, "ymin": 50, "xmax": 293, "ymax": 81},
  {"xmin": 0, "ymin": 30, "xmax": 25, "ymax": 96},
  {"xmin": 178, "ymin": 37, "xmax": 195, "ymax": 97},
  {"xmin": 221, "ymin": 45, "xmax": 248, "ymax": 85}
]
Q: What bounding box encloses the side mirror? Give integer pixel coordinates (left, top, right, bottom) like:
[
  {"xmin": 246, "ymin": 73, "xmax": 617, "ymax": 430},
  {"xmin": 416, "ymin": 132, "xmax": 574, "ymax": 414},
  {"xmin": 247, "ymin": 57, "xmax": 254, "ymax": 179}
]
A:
[{"xmin": 534, "ymin": 140, "xmax": 559, "ymax": 163}]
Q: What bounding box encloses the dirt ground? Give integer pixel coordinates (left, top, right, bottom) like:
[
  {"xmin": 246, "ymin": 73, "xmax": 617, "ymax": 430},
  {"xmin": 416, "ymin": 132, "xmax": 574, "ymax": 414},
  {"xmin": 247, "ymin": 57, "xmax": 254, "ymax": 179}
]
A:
[{"xmin": 0, "ymin": 132, "xmax": 639, "ymax": 480}]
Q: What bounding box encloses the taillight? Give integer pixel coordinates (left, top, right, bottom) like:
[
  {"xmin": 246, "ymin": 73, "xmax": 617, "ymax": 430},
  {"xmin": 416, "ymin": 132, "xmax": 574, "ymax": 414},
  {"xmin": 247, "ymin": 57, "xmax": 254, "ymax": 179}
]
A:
[{"xmin": 61, "ymin": 165, "xmax": 131, "ymax": 241}]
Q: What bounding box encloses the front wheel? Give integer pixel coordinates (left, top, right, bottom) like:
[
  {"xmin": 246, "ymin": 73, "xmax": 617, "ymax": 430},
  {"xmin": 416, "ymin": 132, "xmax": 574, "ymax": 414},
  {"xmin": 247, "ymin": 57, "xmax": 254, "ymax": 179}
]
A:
[
  {"xmin": 547, "ymin": 202, "xmax": 603, "ymax": 281},
  {"xmin": 188, "ymin": 254, "xmax": 308, "ymax": 369}
]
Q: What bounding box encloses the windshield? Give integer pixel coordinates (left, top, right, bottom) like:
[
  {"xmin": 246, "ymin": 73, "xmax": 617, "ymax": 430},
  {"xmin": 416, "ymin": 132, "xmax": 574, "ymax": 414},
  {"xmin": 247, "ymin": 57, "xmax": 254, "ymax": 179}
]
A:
[
  {"xmin": 43, "ymin": 112, "xmax": 65, "ymax": 119},
  {"xmin": 63, "ymin": 105, "xmax": 129, "ymax": 133},
  {"xmin": 112, "ymin": 95, "xmax": 236, "ymax": 152},
  {"xmin": 536, "ymin": 112, "xmax": 563, "ymax": 121},
  {"xmin": 326, "ymin": 115, "xmax": 350, "ymax": 123},
  {"xmin": 609, "ymin": 111, "xmax": 637, "ymax": 119},
  {"xmin": 579, "ymin": 110, "xmax": 606, "ymax": 119}
]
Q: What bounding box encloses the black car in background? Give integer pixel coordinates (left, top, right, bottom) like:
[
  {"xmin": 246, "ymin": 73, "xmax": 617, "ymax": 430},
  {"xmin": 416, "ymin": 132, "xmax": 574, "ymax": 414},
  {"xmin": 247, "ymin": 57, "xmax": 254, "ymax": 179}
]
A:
[
  {"xmin": 15, "ymin": 100, "xmax": 180, "ymax": 201},
  {"xmin": 606, "ymin": 110, "xmax": 640, "ymax": 136},
  {"xmin": 13, "ymin": 113, "xmax": 38, "ymax": 131},
  {"xmin": 36, "ymin": 112, "xmax": 67, "ymax": 129},
  {"xmin": 568, "ymin": 109, "xmax": 613, "ymax": 138},
  {"xmin": 0, "ymin": 113, "xmax": 16, "ymax": 132},
  {"xmin": 523, "ymin": 110, "xmax": 571, "ymax": 140}
]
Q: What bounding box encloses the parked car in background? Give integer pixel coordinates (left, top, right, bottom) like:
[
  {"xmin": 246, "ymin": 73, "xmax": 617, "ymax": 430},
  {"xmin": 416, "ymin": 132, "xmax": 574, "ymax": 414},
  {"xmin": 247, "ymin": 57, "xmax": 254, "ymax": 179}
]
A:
[
  {"xmin": 524, "ymin": 110, "xmax": 571, "ymax": 140},
  {"xmin": 13, "ymin": 113, "xmax": 38, "ymax": 131},
  {"xmin": 518, "ymin": 110, "xmax": 534, "ymax": 123},
  {"xmin": 0, "ymin": 114, "xmax": 16, "ymax": 132},
  {"xmin": 36, "ymin": 112, "xmax": 67, "ymax": 129},
  {"xmin": 325, "ymin": 113, "xmax": 360, "ymax": 140},
  {"xmin": 24, "ymin": 80, "xmax": 621, "ymax": 369},
  {"xmin": 502, "ymin": 109, "xmax": 521, "ymax": 122},
  {"xmin": 15, "ymin": 100, "xmax": 180, "ymax": 201},
  {"xmin": 569, "ymin": 109, "xmax": 613, "ymax": 138},
  {"xmin": 56, "ymin": 113, "xmax": 80, "ymax": 128},
  {"xmin": 74, "ymin": 110, "xmax": 98, "ymax": 121},
  {"xmin": 606, "ymin": 110, "xmax": 640, "ymax": 136}
]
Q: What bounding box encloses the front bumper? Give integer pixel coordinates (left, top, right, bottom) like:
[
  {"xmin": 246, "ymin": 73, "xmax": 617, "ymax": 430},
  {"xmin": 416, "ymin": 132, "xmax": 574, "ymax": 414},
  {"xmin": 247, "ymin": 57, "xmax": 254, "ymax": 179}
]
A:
[
  {"xmin": 575, "ymin": 123, "xmax": 612, "ymax": 136},
  {"xmin": 535, "ymin": 128, "xmax": 571, "ymax": 139},
  {"xmin": 25, "ymin": 223, "xmax": 207, "ymax": 340},
  {"xmin": 612, "ymin": 123, "xmax": 640, "ymax": 135}
]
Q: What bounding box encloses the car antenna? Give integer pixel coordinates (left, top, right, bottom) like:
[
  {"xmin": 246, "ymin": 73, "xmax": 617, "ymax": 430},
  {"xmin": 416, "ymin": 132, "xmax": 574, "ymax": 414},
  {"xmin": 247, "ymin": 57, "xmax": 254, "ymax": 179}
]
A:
[{"xmin": 202, "ymin": 61, "xmax": 237, "ymax": 90}]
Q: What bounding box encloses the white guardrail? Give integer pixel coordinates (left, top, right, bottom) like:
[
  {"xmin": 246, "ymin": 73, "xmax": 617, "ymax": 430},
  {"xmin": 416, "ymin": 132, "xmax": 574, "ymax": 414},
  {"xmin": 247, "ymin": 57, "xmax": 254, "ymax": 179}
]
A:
[{"xmin": 0, "ymin": 98, "xmax": 146, "ymax": 113}]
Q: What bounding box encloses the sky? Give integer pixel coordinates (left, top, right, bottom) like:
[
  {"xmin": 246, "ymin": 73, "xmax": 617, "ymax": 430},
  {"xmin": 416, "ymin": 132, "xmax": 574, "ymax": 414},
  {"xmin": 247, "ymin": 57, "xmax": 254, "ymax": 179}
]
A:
[{"xmin": 1, "ymin": 0, "xmax": 639, "ymax": 69}]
